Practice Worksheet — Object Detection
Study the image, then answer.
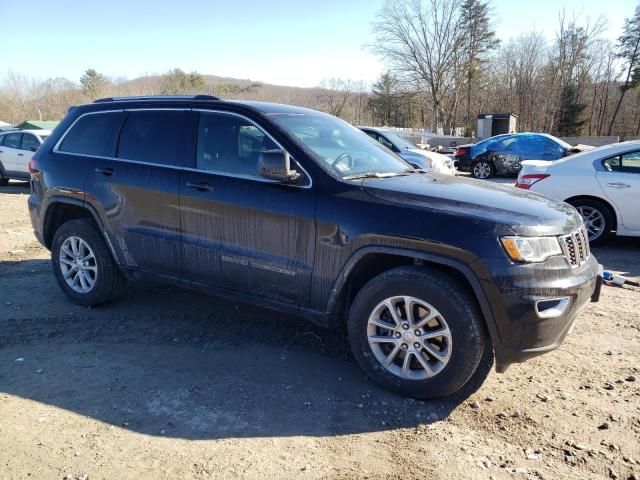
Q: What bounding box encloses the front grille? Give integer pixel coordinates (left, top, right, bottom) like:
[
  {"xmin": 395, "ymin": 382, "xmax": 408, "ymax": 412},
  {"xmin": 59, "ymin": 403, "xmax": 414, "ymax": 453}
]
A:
[{"xmin": 559, "ymin": 227, "xmax": 590, "ymax": 268}]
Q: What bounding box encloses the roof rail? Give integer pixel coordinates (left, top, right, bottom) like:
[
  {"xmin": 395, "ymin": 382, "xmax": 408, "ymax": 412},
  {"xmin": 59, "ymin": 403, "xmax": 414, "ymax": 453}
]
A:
[{"xmin": 93, "ymin": 94, "xmax": 220, "ymax": 103}]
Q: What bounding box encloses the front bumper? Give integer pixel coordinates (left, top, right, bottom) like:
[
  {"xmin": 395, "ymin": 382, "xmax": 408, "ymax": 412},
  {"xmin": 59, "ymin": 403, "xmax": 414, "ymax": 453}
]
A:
[{"xmin": 481, "ymin": 254, "xmax": 602, "ymax": 372}]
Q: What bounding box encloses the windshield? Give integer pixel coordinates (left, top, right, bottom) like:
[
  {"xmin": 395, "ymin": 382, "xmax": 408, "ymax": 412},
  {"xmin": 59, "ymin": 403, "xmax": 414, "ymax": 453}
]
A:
[
  {"xmin": 382, "ymin": 131, "xmax": 415, "ymax": 150},
  {"xmin": 270, "ymin": 113, "xmax": 411, "ymax": 178}
]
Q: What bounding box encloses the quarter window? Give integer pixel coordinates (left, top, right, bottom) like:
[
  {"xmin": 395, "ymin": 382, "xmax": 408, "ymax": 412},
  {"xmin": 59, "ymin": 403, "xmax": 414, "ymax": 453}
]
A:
[
  {"xmin": 59, "ymin": 112, "xmax": 124, "ymax": 156},
  {"xmin": 118, "ymin": 110, "xmax": 186, "ymax": 166},
  {"xmin": 196, "ymin": 112, "xmax": 278, "ymax": 176}
]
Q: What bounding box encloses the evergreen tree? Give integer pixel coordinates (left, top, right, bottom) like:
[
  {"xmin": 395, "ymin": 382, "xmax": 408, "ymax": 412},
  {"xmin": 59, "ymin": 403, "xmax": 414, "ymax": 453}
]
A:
[
  {"xmin": 79, "ymin": 68, "xmax": 107, "ymax": 99},
  {"xmin": 608, "ymin": 4, "xmax": 640, "ymax": 134},
  {"xmin": 460, "ymin": 0, "xmax": 499, "ymax": 133},
  {"xmin": 160, "ymin": 69, "xmax": 206, "ymax": 94},
  {"xmin": 557, "ymin": 84, "xmax": 586, "ymax": 136},
  {"xmin": 370, "ymin": 71, "xmax": 401, "ymax": 126}
]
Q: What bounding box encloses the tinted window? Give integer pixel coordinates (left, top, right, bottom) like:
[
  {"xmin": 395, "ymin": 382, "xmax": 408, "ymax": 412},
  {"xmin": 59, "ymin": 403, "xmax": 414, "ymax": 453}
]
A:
[
  {"xmin": 59, "ymin": 112, "xmax": 124, "ymax": 156},
  {"xmin": 21, "ymin": 134, "xmax": 40, "ymax": 151},
  {"xmin": 118, "ymin": 110, "xmax": 186, "ymax": 166},
  {"xmin": 196, "ymin": 112, "xmax": 277, "ymax": 176},
  {"xmin": 0, "ymin": 135, "xmax": 5, "ymax": 146},
  {"xmin": 4, "ymin": 133, "xmax": 21, "ymax": 149}
]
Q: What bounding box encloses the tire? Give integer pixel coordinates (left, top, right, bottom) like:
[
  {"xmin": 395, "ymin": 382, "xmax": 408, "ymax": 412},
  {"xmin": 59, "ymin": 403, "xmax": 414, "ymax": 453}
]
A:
[
  {"xmin": 471, "ymin": 160, "xmax": 494, "ymax": 179},
  {"xmin": 0, "ymin": 164, "xmax": 8, "ymax": 186},
  {"xmin": 347, "ymin": 266, "xmax": 491, "ymax": 399},
  {"xmin": 567, "ymin": 198, "xmax": 614, "ymax": 246},
  {"xmin": 51, "ymin": 218, "xmax": 126, "ymax": 306}
]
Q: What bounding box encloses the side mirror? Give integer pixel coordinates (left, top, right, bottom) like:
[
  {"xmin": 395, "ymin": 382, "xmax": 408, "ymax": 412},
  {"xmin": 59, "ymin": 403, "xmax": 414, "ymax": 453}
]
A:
[
  {"xmin": 258, "ymin": 149, "xmax": 300, "ymax": 182},
  {"xmin": 31, "ymin": 146, "xmax": 39, "ymax": 152}
]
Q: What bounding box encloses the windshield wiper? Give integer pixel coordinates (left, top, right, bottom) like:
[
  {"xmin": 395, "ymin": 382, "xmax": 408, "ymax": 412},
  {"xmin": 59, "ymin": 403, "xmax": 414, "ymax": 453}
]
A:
[{"xmin": 343, "ymin": 171, "xmax": 408, "ymax": 180}]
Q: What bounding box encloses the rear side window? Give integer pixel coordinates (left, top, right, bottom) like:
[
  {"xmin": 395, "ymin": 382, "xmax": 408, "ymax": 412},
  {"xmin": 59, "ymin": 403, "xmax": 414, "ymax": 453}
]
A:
[
  {"xmin": 4, "ymin": 133, "xmax": 21, "ymax": 149},
  {"xmin": 0, "ymin": 135, "xmax": 5, "ymax": 146},
  {"xmin": 604, "ymin": 151, "xmax": 640, "ymax": 174},
  {"xmin": 117, "ymin": 110, "xmax": 186, "ymax": 166},
  {"xmin": 59, "ymin": 112, "xmax": 124, "ymax": 156}
]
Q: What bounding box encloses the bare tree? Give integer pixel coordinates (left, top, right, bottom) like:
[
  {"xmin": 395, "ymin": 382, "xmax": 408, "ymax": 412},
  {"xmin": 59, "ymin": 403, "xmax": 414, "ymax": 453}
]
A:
[
  {"xmin": 318, "ymin": 78, "xmax": 353, "ymax": 117},
  {"xmin": 371, "ymin": 0, "xmax": 466, "ymax": 132}
]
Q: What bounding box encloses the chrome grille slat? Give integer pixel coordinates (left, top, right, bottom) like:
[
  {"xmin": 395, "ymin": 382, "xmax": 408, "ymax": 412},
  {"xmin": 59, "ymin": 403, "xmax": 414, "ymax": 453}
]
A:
[{"xmin": 559, "ymin": 227, "xmax": 590, "ymax": 268}]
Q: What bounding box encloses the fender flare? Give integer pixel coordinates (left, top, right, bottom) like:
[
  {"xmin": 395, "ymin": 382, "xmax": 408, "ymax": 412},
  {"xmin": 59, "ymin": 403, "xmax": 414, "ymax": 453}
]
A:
[
  {"xmin": 325, "ymin": 246, "xmax": 502, "ymax": 345},
  {"xmin": 43, "ymin": 196, "xmax": 119, "ymax": 261}
]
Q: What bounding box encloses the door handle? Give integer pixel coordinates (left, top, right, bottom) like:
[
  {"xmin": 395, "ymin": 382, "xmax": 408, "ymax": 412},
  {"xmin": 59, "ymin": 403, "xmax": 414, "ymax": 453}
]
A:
[
  {"xmin": 607, "ymin": 182, "xmax": 630, "ymax": 188},
  {"xmin": 17, "ymin": 153, "xmax": 24, "ymax": 157},
  {"xmin": 95, "ymin": 167, "xmax": 115, "ymax": 176},
  {"xmin": 186, "ymin": 181, "xmax": 214, "ymax": 192}
]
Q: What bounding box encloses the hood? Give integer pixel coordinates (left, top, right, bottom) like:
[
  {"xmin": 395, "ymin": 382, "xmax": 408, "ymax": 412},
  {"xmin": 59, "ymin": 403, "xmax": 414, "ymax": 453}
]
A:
[{"xmin": 361, "ymin": 173, "xmax": 582, "ymax": 236}]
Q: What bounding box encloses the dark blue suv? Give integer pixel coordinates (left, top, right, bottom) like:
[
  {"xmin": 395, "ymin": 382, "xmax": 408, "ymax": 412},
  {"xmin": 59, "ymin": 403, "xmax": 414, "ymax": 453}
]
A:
[{"xmin": 28, "ymin": 96, "xmax": 601, "ymax": 398}]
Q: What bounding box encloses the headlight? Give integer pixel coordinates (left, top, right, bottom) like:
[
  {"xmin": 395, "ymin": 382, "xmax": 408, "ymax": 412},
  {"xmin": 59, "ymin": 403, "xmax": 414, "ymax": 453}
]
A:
[{"xmin": 500, "ymin": 236, "xmax": 562, "ymax": 263}]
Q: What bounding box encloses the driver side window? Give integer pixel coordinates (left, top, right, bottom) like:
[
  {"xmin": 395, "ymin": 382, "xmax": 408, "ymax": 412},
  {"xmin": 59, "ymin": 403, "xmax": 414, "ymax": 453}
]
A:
[{"xmin": 196, "ymin": 112, "xmax": 278, "ymax": 177}]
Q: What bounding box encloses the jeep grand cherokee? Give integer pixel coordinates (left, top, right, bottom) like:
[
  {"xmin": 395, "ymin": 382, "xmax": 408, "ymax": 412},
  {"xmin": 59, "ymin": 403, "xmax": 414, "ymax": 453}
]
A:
[{"xmin": 28, "ymin": 95, "xmax": 602, "ymax": 398}]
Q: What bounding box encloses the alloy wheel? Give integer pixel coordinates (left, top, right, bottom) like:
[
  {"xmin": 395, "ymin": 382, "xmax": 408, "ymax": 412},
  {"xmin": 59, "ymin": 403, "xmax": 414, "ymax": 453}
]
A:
[
  {"xmin": 59, "ymin": 236, "xmax": 98, "ymax": 293},
  {"xmin": 473, "ymin": 162, "xmax": 492, "ymax": 179},
  {"xmin": 367, "ymin": 296, "xmax": 452, "ymax": 380},
  {"xmin": 576, "ymin": 206, "xmax": 605, "ymax": 242}
]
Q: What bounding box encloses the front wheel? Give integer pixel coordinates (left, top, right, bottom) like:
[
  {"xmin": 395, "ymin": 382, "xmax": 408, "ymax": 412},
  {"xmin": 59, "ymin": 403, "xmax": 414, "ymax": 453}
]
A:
[
  {"xmin": 471, "ymin": 160, "xmax": 494, "ymax": 179},
  {"xmin": 51, "ymin": 218, "xmax": 127, "ymax": 306},
  {"xmin": 347, "ymin": 266, "xmax": 492, "ymax": 399}
]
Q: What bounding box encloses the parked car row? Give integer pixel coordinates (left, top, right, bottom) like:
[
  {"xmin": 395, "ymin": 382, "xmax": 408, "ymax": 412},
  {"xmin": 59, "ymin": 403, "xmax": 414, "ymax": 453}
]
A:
[{"xmin": 0, "ymin": 129, "xmax": 51, "ymax": 185}]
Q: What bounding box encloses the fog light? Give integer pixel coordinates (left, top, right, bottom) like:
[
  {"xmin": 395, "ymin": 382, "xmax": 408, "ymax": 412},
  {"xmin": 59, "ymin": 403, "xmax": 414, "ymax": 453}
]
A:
[{"xmin": 535, "ymin": 297, "xmax": 570, "ymax": 318}]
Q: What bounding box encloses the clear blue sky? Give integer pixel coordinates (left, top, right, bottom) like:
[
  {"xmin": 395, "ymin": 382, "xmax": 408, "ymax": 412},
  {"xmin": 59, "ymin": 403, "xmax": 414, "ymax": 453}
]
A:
[{"xmin": 0, "ymin": 0, "xmax": 636, "ymax": 87}]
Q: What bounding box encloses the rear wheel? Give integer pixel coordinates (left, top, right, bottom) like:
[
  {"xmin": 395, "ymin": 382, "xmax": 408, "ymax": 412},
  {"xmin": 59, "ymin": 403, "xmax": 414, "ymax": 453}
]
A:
[
  {"xmin": 568, "ymin": 199, "xmax": 613, "ymax": 245},
  {"xmin": 0, "ymin": 165, "xmax": 8, "ymax": 186},
  {"xmin": 347, "ymin": 266, "xmax": 491, "ymax": 398},
  {"xmin": 51, "ymin": 218, "xmax": 126, "ymax": 306},
  {"xmin": 471, "ymin": 160, "xmax": 494, "ymax": 179}
]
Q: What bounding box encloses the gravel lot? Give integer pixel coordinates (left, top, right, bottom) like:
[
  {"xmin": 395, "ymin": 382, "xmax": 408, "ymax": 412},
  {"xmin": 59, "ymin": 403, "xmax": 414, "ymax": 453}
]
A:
[{"xmin": 1, "ymin": 180, "xmax": 639, "ymax": 480}]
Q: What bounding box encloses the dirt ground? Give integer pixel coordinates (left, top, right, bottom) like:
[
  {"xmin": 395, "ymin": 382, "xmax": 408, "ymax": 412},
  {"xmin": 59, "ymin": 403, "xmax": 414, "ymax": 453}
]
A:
[{"xmin": 1, "ymin": 180, "xmax": 639, "ymax": 480}]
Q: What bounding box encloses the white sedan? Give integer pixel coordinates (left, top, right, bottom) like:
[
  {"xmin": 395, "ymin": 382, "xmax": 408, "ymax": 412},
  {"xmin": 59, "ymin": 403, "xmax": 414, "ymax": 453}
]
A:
[
  {"xmin": 0, "ymin": 129, "xmax": 51, "ymax": 185},
  {"xmin": 516, "ymin": 140, "xmax": 640, "ymax": 244}
]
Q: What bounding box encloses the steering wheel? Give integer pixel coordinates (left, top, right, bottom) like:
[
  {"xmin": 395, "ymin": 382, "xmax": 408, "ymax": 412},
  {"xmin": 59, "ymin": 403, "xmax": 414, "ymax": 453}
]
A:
[{"xmin": 332, "ymin": 152, "xmax": 354, "ymax": 171}]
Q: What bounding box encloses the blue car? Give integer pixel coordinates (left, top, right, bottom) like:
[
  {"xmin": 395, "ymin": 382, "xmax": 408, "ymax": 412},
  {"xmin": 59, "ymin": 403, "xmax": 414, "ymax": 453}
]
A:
[{"xmin": 454, "ymin": 133, "xmax": 591, "ymax": 179}]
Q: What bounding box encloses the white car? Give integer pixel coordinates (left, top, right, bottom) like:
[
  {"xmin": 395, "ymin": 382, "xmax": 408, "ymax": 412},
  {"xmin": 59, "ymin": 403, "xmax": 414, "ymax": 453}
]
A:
[
  {"xmin": 516, "ymin": 140, "xmax": 640, "ymax": 244},
  {"xmin": 359, "ymin": 127, "xmax": 456, "ymax": 175},
  {"xmin": 0, "ymin": 129, "xmax": 51, "ymax": 185}
]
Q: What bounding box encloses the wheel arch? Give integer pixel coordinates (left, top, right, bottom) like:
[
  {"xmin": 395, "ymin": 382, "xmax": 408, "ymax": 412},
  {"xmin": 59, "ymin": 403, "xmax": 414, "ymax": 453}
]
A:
[
  {"xmin": 564, "ymin": 194, "xmax": 618, "ymax": 230},
  {"xmin": 325, "ymin": 247, "xmax": 501, "ymax": 346},
  {"xmin": 43, "ymin": 197, "xmax": 110, "ymax": 250}
]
